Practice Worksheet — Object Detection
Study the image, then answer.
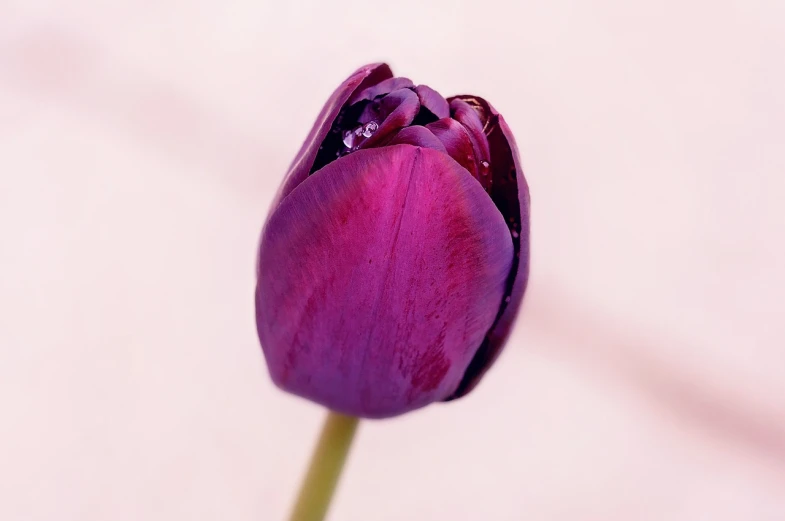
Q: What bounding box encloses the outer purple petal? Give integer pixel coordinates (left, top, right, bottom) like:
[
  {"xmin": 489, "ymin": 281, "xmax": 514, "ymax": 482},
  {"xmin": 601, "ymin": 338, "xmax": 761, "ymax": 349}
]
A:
[
  {"xmin": 272, "ymin": 63, "xmax": 393, "ymax": 209},
  {"xmin": 256, "ymin": 145, "xmax": 513, "ymax": 418},
  {"xmin": 387, "ymin": 126, "xmax": 447, "ymax": 152},
  {"xmin": 446, "ymin": 97, "xmax": 531, "ymax": 399}
]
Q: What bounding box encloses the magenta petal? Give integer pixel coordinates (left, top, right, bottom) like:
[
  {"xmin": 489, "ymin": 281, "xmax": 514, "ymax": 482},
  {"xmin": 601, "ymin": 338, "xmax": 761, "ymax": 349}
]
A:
[
  {"xmin": 256, "ymin": 145, "xmax": 513, "ymax": 418},
  {"xmin": 272, "ymin": 63, "xmax": 393, "ymax": 208},
  {"xmin": 358, "ymin": 89, "xmax": 420, "ymax": 149},
  {"xmin": 387, "ymin": 126, "xmax": 447, "ymax": 153},
  {"xmin": 447, "ymin": 98, "xmax": 531, "ymax": 399},
  {"xmin": 414, "ymin": 85, "xmax": 450, "ymax": 119},
  {"xmin": 426, "ymin": 118, "xmax": 479, "ymax": 179},
  {"xmin": 349, "ymin": 77, "xmax": 415, "ymax": 105}
]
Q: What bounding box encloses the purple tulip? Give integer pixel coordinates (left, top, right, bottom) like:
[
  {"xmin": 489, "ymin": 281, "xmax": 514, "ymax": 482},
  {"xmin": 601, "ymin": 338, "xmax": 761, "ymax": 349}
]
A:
[{"xmin": 255, "ymin": 63, "xmax": 530, "ymax": 418}]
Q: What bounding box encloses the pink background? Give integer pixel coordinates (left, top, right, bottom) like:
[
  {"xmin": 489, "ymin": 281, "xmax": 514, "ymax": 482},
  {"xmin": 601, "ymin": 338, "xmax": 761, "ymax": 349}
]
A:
[{"xmin": 2, "ymin": 1, "xmax": 785, "ymax": 519}]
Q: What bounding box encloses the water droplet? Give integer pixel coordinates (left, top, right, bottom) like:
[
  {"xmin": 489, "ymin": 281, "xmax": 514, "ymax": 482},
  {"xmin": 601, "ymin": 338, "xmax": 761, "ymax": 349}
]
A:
[
  {"xmin": 343, "ymin": 121, "xmax": 380, "ymax": 151},
  {"xmin": 512, "ymin": 231, "xmax": 519, "ymax": 238},
  {"xmin": 362, "ymin": 121, "xmax": 379, "ymax": 138},
  {"xmin": 505, "ymin": 296, "xmax": 511, "ymax": 303},
  {"xmin": 480, "ymin": 160, "xmax": 489, "ymax": 168},
  {"xmin": 343, "ymin": 130, "xmax": 357, "ymax": 148}
]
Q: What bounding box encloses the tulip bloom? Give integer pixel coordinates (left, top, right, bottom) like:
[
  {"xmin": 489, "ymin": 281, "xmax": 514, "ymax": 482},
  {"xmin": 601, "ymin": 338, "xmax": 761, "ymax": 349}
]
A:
[{"xmin": 255, "ymin": 63, "xmax": 530, "ymax": 418}]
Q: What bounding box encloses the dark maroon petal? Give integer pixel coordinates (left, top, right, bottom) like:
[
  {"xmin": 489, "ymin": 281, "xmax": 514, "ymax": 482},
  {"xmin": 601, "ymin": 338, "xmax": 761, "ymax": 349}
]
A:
[
  {"xmin": 447, "ymin": 95, "xmax": 493, "ymax": 129},
  {"xmin": 426, "ymin": 118, "xmax": 479, "ymax": 180},
  {"xmin": 387, "ymin": 126, "xmax": 447, "ymax": 153},
  {"xmin": 446, "ymin": 99, "xmax": 530, "ymax": 399},
  {"xmin": 414, "ymin": 85, "xmax": 450, "ymax": 119},
  {"xmin": 272, "ymin": 63, "xmax": 393, "ymax": 209},
  {"xmin": 256, "ymin": 145, "xmax": 513, "ymax": 418},
  {"xmin": 349, "ymin": 77, "xmax": 415, "ymax": 105},
  {"xmin": 358, "ymin": 88, "xmax": 420, "ymax": 149},
  {"xmin": 450, "ymin": 98, "xmax": 492, "ymax": 191}
]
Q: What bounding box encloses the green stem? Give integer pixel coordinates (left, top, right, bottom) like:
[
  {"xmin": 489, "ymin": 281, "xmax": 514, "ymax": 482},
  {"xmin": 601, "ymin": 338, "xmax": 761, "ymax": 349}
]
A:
[{"xmin": 287, "ymin": 412, "xmax": 359, "ymax": 521}]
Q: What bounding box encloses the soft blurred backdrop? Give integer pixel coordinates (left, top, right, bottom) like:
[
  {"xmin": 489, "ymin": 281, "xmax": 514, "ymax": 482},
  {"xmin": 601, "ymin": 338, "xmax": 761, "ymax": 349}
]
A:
[{"xmin": 2, "ymin": 1, "xmax": 785, "ymax": 520}]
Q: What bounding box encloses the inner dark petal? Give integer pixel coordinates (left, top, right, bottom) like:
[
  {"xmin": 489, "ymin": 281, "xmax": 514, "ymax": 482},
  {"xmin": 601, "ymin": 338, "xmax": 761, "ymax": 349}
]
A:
[
  {"xmin": 309, "ymin": 99, "xmax": 371, "ymax": 174},
  {"xmin": 450, "ymin": 99, "xmax": 492, "ymax": 191},
  {"xmin": 485, "ymin": 116, "xmax": 522, "ymax": 242},
  {"xmin": 448, "ymin": 95, "xmax": 492, "ymax": 131},
  {"xmin": 388, "ymin": 125, "xmax": 447, "ymax": 152},
  {"xmin": 348, "ymin": 77, "xmax": 415, "ymax": 105},
  {"xmin": 426, "ymin": 118, "xmax": 479, "ymax": 180},
  {"xmin": 411, "ymin": 107, "xmax": 440, "ymax": 127},
  {"xmin": 357, "ymin": 88, "xmax": 420, "ymax": 149},
  {"xmin": 358, "ymin": 100, "xmax": 382, "ymax": 126},
  {"xmin": 414, "ymin": 85, "xmax": 450, "ymax": 119},
  {"xmin": 311, "ymin": 79, "xmax": 488, "ymax": 177}
]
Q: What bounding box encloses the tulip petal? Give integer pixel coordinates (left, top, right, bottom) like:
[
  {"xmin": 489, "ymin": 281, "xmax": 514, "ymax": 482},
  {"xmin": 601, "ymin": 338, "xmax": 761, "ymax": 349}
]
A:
[
  {"xmin": 256, "ymin": 145, "xmax": 513, "ymax": 418},
  {"xmin": 358, "ymin": 89, "xmax": 420, "ymax": 149},
  {"xmin": 273, "ymin": 63, "xmax": 393, "ymax": 208},
  {"xmin": 426, "ymin": 118, "xmax": 479, "ymax": 180},
  {"xmin": 387, "ymin": 126, "xmax": 447, "ymax": 153},
  {"xmin": 414, "ymin": 84, "xmax": 450, "ymax": 119},
  {"xmin": 447, "ymin": 94, "xmax": 493, "ymax": 129},
  {"xmin": 450, "ymin": 98, "xmax": 492, "ymax": 191},
  {"xmin": 349, "ymin": 77, "xmax": 415, "ymax": 105},
  {"xmin": 445, "ymin": 97, "xmax": 531, "ymax": 399}
]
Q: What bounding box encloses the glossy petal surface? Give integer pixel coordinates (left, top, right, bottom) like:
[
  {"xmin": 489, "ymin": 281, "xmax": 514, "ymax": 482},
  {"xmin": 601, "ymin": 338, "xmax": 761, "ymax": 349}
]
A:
[{"xmin": 256, "ymin": 145, "xmax": 513, "ymax": 417}]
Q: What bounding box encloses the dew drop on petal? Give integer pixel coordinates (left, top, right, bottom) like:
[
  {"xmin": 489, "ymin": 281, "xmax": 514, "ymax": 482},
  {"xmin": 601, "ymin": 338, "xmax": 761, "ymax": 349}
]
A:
[
  {"xmin": 512, "ymin": 231, "xmax": 519, "ymax": 238},
  {"xmin": 362, "ymin": 121, "xmax": 379, "ymax": 138},
  {"xmin": 480, "ymin": 160, "xmax": 489, "ymax": 168},
  {"xmin": 343, "ymin": 130, "xmax": 357, "ymax": 148}
]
